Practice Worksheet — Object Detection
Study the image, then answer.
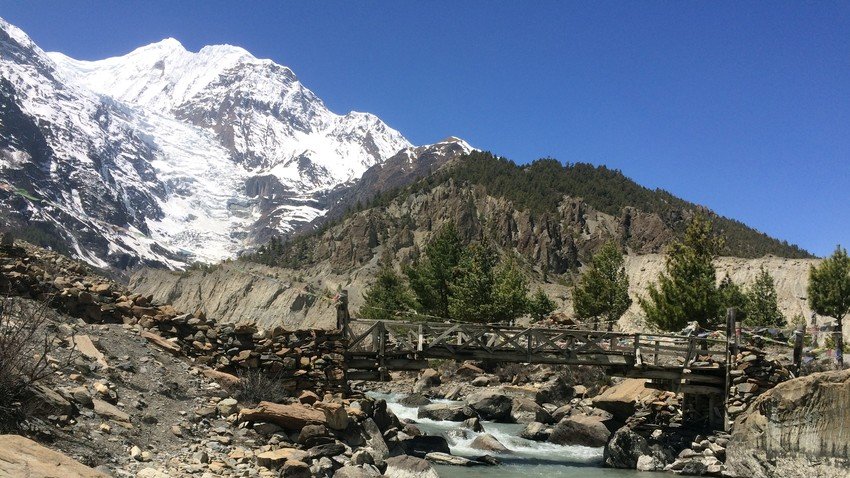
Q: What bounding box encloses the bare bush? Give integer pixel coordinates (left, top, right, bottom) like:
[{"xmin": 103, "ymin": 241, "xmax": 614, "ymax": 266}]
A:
[
  {"xmin": 0, "ymin": 297, "xmax": 69, "ymax": 431},
  {"xmin": 235, "ymin": 369, "xmax": 289, "ymax": 406}
]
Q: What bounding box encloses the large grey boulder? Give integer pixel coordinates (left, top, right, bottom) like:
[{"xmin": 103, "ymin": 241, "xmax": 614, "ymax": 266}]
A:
[
  {"xmin": 511, "ymin": 397, "xmax": 553, "ymax": 424},
  {"xmin": 591, "ymin": 379, "xmax": 653, "ymax": 422},
  {"xmin": 384, "ymin": 455, "xmax": 440, "ymax": 478},
  {"xmin": 549, "ymin": 414, "xmax": 612, "ymax": 447},
  {"xmin": 396, "ymin": 435, "xmax": 451, "ymax": 458},
  {"xmin": 726, "ymin": 369, "xmax": 850, "ymax": 478},
  {"xmin": 333, "ymin": 465, "xmax": 381, "ymax": 478},
  {"xmin": 417, "ymin": 403, "xmax": 475, "ymax": 422},
  {"xmin": 470, "ymin": 433, "xmax": 511, "ymax": 454},
  {"xmin": 399, "ymin": 393, "xmax": 431, "ymax": 407},
  {"xmin": 465, "ymin": 390, "xmax": 513, "ymax": 422},
  {"xmin": 519, "ymin": 421, "xmax": 550, "ymax": 441}
]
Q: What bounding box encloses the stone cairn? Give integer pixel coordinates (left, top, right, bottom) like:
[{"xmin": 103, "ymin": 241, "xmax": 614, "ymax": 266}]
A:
[{"xmin": 0, "ymin": 242, "xmax": 347, "ymax": 397}]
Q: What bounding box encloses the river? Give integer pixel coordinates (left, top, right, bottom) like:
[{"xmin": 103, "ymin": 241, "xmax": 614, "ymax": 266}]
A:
[{"xmin": 369, "ymin": 392, "xmax": 651, "ymax": 478}]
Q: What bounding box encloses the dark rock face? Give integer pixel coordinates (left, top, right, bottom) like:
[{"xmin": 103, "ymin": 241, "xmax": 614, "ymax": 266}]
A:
[{"xmin": 603, "ymin": 427, "xmax": 650, "ymax": 469}]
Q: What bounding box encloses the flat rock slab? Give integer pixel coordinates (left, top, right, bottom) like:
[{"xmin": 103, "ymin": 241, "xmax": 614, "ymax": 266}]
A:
[
  {"xmin": 0, "ymin": 434, "xmax": 111, "ymax": 478},
  {"xmin": 140, "ymin": 330, "xmax": 181, "ymax": 355},
  {"xmin": 92, "ymin": 398, "xmax": 131, "ymax": 423},
  {"xmin": 69, "ymin": 335, "xmax": 108, "ymax": 368},
  {"xmin": 240, "ymin": 401, "xmax": 326, "ymax": 430}
]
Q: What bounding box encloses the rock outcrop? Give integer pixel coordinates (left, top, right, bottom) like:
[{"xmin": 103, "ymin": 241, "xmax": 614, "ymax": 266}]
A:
[
  {"xmin": 0, "ymin": 435, "xmax": 111, "ymax": 478},
  {"xmin": 726, "ymin": 369, "xmax": 850, "ymax": 478}
]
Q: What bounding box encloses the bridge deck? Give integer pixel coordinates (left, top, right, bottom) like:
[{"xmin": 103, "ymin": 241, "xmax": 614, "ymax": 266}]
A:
[{"xmin": 343, "ymin": 319, "xmax": 729, "ymax": 394}]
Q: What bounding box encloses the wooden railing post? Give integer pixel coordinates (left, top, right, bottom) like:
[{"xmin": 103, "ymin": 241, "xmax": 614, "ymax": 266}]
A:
[{"xmin": 793, "ymin": 324, "xmax": 805, "ymax": 374}]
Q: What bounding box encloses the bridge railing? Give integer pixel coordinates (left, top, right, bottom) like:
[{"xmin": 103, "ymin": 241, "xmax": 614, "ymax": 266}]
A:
[{"xmin": 345, "ymin": 319, "xmax": 727, "ymax": 368}]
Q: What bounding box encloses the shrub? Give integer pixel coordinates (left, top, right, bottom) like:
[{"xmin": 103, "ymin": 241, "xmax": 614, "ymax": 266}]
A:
[
  {"xmin": 0, "ymin": 297, "xmax": 59, "ymax": 431},
  {"xmin": 235, "ymin": 369, "xmax": 289, "ymax": 406}
]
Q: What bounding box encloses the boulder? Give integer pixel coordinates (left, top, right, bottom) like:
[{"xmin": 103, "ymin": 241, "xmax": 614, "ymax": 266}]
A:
[
  {"xmin": 536, "ymin": 376, "xmax": 573, "ymax": 404},
  {"xmin": 30, "ymin": 384, "xmax": 74, "ymax": 416},
  {"xmin": 549, "ymin": 414, "xmax": 612, "ymax": 447},
  {"xmin": 465, "ymin": 390, "xmax": 513, "ymax": 421},
  {"xmin": 297, "ymin": 424, "xmax": 330, "ymax": 446},
  {"xmin": 511, "ymin": 397, "xmax": 552, "ymax": 424},
  {"xmin": 417, "ymin": 403, "xmax": 475, "ymax": 422},
  {"xmin": 384, "ymin": 455, "xmax": 440, "ymax": 478},
  {"xmin": 313, "ymin": 401, "xmax": 350, "ymax": 430},
  {"xmin": 361, "ymin": 418, "xmax": 390, "ymax": 463},
  {"xmin": 591, "ymin": 379, "xmax": 652, "ymax": 422},
  {"xmin": 239, "ymin": 402, "xmax": 325, "ymax": 430},
  {"xmin": 397, "ymin": 435, "xmax": 451, "ymax": 458},
  {"xmin": 413, "ymin": 369, "xmax": 441, "ymax": 393},
  {"xmin": 726, "ymin": 369, "xmax": 850, "ymax": 478},
  {"xmin": 307, "ymin": 442, "xmax": 346, "ymax": 459},
  {"xmin": 255, "ymin": 448, "xmax": 308, "ymax": 469},
  {"xmin": 461, "ymin": 417, "xmax": 485, "ymax": 432},
  {"xmin": 470, "ymin": 433, "xmax": 511, "ymax": 453},
  {"xmin": 0, "ymin": 435, "xmax": 110, "ymax": 477},
  {"xmin": 281, "ymin": 460, "xmax": 311, "ymax": 478},
  {"xmin": 636, "ymin": 454, "xmax": 665, "ymax": 471},
  {"xmin": 399, "ymin": 393, "xmax": 431, "ymax": 407},
  {"xmin": 216, "ymin": 398, "xmax": 238, "ymax": 416},
  {"xmin": 551, "ymin": 404, "xmax": 572, "ymax": 422},
  {"xmin": 519, "ymin": 422, "xmax": 550, "ymax": 441},
  {"xmin": 334, "ymin": 465, "xmax": 381, "ymax": 478},
  {"xmin": 373, "ymin": 399, "xmax": 401, "ymax": 432},
  {"xmin": 456, "ymin": 363, "xmax": 485, "ymax": 377},
  {"xmin": 603, "ymin": 427, "xmax": 650, "ymax": 468}
]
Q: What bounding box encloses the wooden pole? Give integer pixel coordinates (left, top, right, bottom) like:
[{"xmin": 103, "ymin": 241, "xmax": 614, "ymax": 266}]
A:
[{"xmin": 793, "ymin": 324, "xmax": 804, "ymax": 374}]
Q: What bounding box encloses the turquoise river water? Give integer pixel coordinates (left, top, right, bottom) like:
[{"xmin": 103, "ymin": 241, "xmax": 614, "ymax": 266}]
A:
[{"xmin": 369, "ymin": 393, "xmax": 653, "ymax": 478}]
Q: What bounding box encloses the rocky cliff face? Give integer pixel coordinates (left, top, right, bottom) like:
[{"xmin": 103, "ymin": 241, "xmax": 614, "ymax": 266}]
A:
[
  {"xmin": 725, "ymin": 369, "xmax": 850, "ymax": 478},
  {"xmin": 621, "ymin": 254, "xmax": 820, "ymax": 330},
  {"xmin": 127, "ymin": 262, "xmax": 342, "ymax": 331},
  {"xmin": 129, "ymin": 252, "xmax": 820, "ymax": 333}
]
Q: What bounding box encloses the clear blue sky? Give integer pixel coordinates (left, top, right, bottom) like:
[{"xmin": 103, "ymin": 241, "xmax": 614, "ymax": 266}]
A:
[{"xmin": 2, "ymin": 1, "xmax": 848, "ymax": 257}]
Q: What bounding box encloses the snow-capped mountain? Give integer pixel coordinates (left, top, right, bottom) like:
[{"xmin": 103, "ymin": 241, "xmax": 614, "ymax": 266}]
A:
[{"xmin": 0, "ymin": 17, "xmax": 460, "ymax": 269}]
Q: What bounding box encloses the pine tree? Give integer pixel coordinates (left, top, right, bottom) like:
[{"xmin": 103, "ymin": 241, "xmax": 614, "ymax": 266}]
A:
[
  {"xmin": 529, "ymin": 287, "xmax": 557, "ymax": 322},
  {"xmin": 573, "ymin": 241, "xmax": 631, "ymax": 330},
  {"xmin": 744, "ymin": 266, "xmax": 784, "ymax": 327},
  {"xmin": 718, "ymin": 273, "xmax": 748, "ymax": 322},
  {"xmin": 405, "ymin": 223, "xmax": 464, "ymax": 318},
  {"xmin": 448, "ymin": 242, "xmax": 498, "ymax": 322},
  {"xmin": 808, "ymin": 246, "xmax": 850, "ymax": 366},
  {"xmin": 360, "ymin": 264, "xmax": 415, "ymax": 321},
  {"xmin": 640, "ymin": 214, "xmax": 724, "ymax": 331},
  {"xmin": 492, "ymin": 259, "xmax": 530, "ymax": 323}
]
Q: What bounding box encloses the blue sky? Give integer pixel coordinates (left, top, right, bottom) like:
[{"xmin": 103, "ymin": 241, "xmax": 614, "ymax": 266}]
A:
[{"xmin": 2, "ymin": 1, "xmax": 848, "ymax": 256}]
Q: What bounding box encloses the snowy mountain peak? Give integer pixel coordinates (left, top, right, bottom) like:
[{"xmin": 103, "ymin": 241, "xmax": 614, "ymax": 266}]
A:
[
  {"xmin": 0, "ymin": 17, "xmax": 36, "ymax": 50},
  {"xmin": 0, "ymin": 18, "xmax": 465, "ymax": 271}
]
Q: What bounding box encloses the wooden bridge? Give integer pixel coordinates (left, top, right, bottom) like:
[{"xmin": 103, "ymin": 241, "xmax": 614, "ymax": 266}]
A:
[{"xmin": 342, "ymin": 318, "xmax": 731, "ymax": 398}]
